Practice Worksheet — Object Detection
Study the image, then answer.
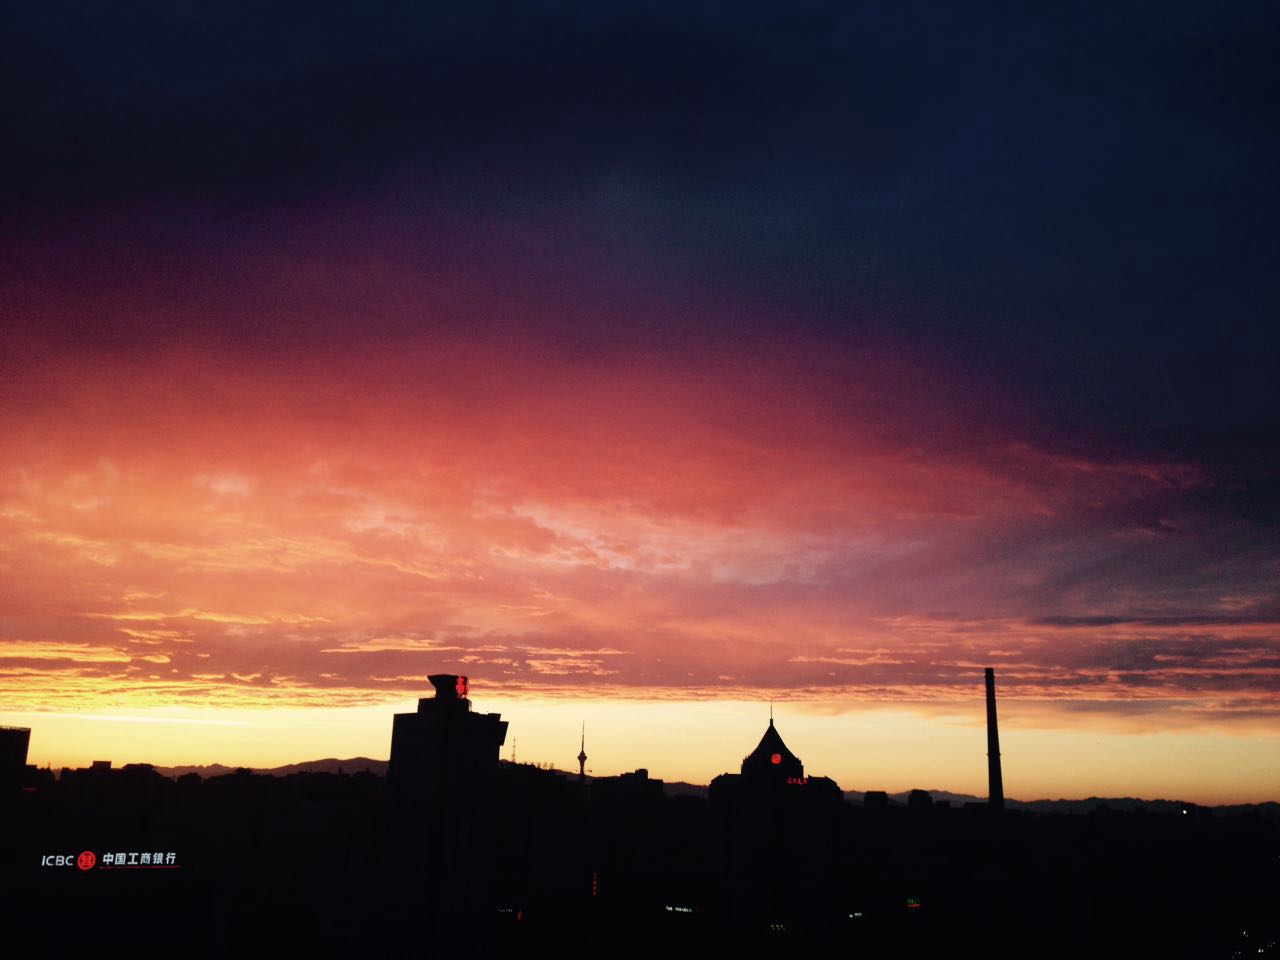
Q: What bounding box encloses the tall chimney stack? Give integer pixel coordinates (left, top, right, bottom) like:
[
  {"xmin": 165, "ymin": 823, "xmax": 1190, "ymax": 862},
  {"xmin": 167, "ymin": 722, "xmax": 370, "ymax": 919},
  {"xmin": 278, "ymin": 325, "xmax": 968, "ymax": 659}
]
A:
[{"xmin": 985, "ymin": 667, "xmax": 1005, "ymax": 811}]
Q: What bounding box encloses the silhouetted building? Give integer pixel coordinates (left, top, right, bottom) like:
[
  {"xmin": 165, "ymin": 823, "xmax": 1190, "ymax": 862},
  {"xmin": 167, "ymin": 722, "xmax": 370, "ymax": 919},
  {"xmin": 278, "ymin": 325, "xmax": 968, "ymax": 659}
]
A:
[
  {"xmin": 908, "ymin": 788, "xmax": 934, "ymax": 811},
  {"xmin": 709, "ymin": 717, "xmax": 843, "ymax": 932},
  {"xmin": 388, "ymin": 674, "xmax": 508, "ymax": 798},
  {"xmin": 577, "ymin": 725, "xmax": 588, "ymax": 782},
  {"xmin": 587, "ymin": 767, "xmax": 669, "ymax": 916},
  {"xmin": 863, "ymin": 790, "xmax": 889, "ymax": 812},
  {"xmin": 1, "ymin": 726, "xmax": 30, "ymax": 792},
  {"xmin": 592, "ymin": 767, "xmax": 665, "ymax": 801},
  {"xmin": 386, "ymin": 675, "xmax": 509, "ymax": 935}
]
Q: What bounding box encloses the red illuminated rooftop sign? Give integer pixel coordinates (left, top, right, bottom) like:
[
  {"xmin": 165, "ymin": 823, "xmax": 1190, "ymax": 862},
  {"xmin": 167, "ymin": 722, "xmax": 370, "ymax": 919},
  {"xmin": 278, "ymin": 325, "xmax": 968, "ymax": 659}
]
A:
[{"xmin": 455, "ymin": 676, "xmax": 469, "ymax": 698}]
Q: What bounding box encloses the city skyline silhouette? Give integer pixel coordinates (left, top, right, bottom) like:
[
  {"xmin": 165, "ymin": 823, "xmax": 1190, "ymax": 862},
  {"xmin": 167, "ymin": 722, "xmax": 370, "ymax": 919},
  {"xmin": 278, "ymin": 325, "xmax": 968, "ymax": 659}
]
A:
[{"xmin": 5, "ymin": 670, "xmax": 1276, "ymax": 958}]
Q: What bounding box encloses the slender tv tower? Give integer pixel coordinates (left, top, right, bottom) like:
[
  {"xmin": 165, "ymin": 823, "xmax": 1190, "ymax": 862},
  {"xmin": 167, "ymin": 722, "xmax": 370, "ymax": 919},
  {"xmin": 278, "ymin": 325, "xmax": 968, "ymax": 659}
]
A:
[
  {"xmin": 577, "ymin": 724, "xmax": 587, "ymax": 782},
  {"xmin": 985, "ymin": 667, "xmax": 1005, "ymax": 811}
]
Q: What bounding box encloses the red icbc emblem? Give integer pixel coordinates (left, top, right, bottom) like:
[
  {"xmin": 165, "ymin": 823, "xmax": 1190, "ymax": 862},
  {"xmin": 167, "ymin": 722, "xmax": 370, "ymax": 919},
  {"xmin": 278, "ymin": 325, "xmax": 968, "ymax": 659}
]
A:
[{"xmin": 77, "ymin": 851, "xmax": 96, "ymax": 871}]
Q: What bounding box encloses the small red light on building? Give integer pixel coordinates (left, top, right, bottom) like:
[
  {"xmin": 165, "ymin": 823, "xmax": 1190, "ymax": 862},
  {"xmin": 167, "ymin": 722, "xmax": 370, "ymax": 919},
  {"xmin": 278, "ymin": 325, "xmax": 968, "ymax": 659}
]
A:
[
  {"xmin": 771, "ymin": 753, "xmax": 781, "ymax": 765},
  {"xmin": 455, "ymin": 676, "xmax": 469, "ymax": 697},
  {"xmin": 592, "ymin": 871, "xmax": 599, "ymax": 897}
]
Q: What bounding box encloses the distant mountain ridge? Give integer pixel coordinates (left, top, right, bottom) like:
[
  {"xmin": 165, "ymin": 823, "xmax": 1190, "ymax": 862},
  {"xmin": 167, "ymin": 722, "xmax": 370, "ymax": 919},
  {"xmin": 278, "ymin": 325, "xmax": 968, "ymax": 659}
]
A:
[{"xmin": 155, "ymin": 757, "xmax": 387, "ymax": 778}]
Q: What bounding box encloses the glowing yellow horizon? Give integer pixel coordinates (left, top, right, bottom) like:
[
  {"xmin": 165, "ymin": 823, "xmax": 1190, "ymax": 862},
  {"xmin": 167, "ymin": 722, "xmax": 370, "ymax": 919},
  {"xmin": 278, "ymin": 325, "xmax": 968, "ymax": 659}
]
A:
[{"xmin": 6, "ymin": 695, "xmax": 1277, "ymax": 807}]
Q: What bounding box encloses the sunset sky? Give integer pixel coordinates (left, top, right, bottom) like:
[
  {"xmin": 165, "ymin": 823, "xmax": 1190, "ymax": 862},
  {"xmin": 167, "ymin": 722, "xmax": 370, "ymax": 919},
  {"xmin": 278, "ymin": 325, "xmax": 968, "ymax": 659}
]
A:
[{"xmin": 2, "ymin": 3, "xmax": 1277, "ymax": 804}]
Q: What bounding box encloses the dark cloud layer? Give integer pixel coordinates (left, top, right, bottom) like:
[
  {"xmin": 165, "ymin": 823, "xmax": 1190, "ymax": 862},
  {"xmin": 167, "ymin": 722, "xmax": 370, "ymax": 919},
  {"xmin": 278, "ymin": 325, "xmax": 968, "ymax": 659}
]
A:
[{"xmin": 5, "ymin": 1, "xmax": 1277, "ymax": 459}]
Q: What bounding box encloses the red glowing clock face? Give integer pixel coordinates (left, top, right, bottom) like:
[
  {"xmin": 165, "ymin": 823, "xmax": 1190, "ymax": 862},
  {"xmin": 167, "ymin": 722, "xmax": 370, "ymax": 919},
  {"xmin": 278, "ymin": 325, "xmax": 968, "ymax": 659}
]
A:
[
  {"xmin": 771, "ymin": 753, "xmax": 781, "ymax": 765},
  {"xmin": 455, "ymin": 676, "xmax": 469, "ymax": 698}
]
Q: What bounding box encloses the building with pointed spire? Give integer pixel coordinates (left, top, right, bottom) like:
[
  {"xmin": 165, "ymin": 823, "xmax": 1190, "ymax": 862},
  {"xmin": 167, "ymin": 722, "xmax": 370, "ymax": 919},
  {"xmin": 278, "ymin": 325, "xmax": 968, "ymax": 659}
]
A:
[
  {"xmin": 740, "ymin": 717, "xmax": 804, "ymax": 783},
  {"xmin": 709, "ymin": 712, "xmax": 843, "ymax": 930},
  {"xmin": 577, "ymin": 724, "xmax": 588, "ymax": 782},
  {"xmin": 710, "ymin": 713, "xmax": 839, "ymax": 798}
]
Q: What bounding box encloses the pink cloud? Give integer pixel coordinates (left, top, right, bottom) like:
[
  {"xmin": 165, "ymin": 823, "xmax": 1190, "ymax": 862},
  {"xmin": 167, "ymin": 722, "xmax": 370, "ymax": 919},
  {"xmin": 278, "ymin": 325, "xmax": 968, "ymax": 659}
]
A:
[{"xmin": 0, "ymin": 334, "xmax": 1273, "ymax": 732}]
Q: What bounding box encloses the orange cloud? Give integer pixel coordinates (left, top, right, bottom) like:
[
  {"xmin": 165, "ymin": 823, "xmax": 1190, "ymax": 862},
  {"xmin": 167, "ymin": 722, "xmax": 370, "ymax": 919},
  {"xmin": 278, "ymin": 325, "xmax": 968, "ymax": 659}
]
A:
[{"xmin": 0, "ymin": 338, "xmax": 1274, "ymax": 756}]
